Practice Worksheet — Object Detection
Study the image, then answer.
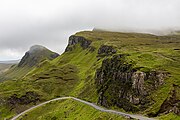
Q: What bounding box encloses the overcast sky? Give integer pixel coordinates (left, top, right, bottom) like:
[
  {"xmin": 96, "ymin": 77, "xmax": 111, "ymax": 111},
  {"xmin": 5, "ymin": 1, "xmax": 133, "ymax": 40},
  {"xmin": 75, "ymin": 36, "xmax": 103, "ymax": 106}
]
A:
[{"xmin": 0, "ymin": 0, "xmax": 180, "ymax": 61}]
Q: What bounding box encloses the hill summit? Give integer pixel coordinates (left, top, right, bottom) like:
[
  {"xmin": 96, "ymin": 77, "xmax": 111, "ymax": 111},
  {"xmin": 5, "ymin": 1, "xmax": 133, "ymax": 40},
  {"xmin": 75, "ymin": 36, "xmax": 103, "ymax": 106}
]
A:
[
  {"xmin": 18, "ymin": 45, "xmax": 59, "ymax": 67},
  {"xmin": 29, "ymin": 45, "xmax": 47, "ymax": 53}
]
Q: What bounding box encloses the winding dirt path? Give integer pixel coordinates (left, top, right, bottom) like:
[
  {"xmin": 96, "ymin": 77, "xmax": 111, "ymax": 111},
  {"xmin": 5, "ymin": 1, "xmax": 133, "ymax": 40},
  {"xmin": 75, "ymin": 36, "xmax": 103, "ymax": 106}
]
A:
[{"xmin": 11, "ymin": 97, "xmax": 156, "ymax": 120}]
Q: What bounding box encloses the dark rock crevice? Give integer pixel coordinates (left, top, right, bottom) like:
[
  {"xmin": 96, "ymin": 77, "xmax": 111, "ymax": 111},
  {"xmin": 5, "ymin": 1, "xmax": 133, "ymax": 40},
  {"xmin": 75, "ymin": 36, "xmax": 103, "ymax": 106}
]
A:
[
  {"xmin": 95, "ymin": 54, "xmax": 168, "ymax": 113},
  {"xmin": 7, "ymin": 91, "xmax": 40, "ymax": 110},
  {"xmin": 156, "ymin": 84, "xmax": 180, "ymax": 116}
]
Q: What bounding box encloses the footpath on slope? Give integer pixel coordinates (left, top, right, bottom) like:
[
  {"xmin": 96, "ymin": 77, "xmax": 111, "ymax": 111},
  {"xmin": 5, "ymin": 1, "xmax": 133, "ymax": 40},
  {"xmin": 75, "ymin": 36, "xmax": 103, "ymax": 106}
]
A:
[{"xmin": 11, "ymin": 97, "xmax": 156, "ymax": 120}]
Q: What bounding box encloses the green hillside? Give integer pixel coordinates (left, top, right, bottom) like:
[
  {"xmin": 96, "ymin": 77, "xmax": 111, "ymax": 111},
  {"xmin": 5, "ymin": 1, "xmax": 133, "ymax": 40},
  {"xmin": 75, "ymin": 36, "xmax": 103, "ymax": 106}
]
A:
[
  {"xmin": 0, "ymin": 31, "xmax": 180, "ymax": 119},
  {"xmin": 0, "ymin": 45, "xmax": 59, "ymax": 81},
  {"xmin": 17, "ymin": 99, "xmax": 125, "ymax": 120}
]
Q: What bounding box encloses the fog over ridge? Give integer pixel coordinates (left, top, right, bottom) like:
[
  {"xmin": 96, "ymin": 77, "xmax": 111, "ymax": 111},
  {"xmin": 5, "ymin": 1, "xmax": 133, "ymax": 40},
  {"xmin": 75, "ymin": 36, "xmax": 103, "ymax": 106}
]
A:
[{"xmin": 0, "ymin": 0, "xmax": 179, "ymax": 60}]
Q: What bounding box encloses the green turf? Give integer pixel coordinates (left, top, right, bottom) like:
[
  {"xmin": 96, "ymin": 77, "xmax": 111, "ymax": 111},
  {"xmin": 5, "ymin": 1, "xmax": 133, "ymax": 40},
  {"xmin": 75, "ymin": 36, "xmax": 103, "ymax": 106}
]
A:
[
  {"xmin": 17, "ymin": 99, "xmax": 126, "ymax": 120},
  {"xmin": 0, "ymin": 31, "xmax": 179, "ymax": 119}
]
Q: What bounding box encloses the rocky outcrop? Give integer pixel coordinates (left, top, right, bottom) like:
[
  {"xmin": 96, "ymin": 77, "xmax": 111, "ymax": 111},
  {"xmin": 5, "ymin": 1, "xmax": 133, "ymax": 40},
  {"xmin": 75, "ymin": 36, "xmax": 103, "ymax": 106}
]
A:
[
  {"xmin": 65, "ymin": 35, "xmax": 92, "ymax": 52},
  {"xmin": 131, "ymin": 72, "xmax": 146, "ymax": 96},
  {"xmin": 95, "ymin": 54, "xmax": 168, "ymax": 112},
  {"xmin": 97, "ymin": 45, "xmax": 116, "ymax": 56}
]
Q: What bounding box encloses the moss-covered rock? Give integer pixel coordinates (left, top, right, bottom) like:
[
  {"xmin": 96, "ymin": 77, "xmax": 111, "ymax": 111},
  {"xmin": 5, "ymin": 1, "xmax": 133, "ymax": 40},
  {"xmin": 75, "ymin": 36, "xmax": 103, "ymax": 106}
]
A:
[
  {"xmin": 95, "ymin": 54, "xmax": 168, "ymax": 113},
  {"xmin": 65, "ymin": 35, "xmax": 92, "ymax": 52},
  {"xmin": 97, "ymin": 45, "xmax": 116, "ymax": 56},
  {"xmin": 7, "ymin": 91, "xmax": 40, "ymax": 108}
]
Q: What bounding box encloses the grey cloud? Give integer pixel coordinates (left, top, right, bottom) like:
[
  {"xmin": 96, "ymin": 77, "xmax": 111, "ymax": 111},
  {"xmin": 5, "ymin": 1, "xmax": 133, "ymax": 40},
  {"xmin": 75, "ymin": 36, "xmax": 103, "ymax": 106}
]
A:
[{"xmin": 0, "ymin": 0, "xmax": 180, "ymax": 60}]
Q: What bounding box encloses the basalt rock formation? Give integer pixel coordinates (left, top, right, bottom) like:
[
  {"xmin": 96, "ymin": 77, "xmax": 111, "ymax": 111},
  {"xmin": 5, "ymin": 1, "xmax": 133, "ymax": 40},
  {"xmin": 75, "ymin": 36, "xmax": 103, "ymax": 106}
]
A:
[
  {"xmin": 97, "ymin": 45, "xmax": 116, "ymax": 56},
  {"xmin": 95, "ymin": 54, "xmax": 168, "ymax": 112},
  {"xmin": 65, "ymin": 35, "xmax": 92, "ymax": 52}
]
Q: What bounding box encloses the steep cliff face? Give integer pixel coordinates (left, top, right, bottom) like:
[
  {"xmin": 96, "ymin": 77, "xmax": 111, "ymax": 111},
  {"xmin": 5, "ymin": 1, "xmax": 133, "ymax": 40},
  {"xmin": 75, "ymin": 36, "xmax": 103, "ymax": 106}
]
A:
[
  {"xmin": 65, "ymin": 35, "xmax": 92, "ymax": 52},
  {"xmin": 95, "ymin": 54, "xmax": 168, "ymax": 112}
]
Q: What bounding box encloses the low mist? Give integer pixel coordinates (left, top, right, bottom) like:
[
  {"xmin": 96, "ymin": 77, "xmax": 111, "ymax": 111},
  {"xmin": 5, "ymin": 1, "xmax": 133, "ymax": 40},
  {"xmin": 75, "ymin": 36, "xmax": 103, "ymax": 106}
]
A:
[{"xmin": 0, "ymin": 0, "xmax": 180, "ymax": 60}]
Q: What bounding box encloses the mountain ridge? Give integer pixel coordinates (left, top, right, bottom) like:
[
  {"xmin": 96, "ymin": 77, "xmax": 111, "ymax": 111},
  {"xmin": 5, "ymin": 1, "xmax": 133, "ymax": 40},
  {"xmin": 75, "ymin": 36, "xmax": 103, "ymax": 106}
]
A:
[{"xmin": 0, "ymin": 31, "xmax": 179, "ymax": 120}]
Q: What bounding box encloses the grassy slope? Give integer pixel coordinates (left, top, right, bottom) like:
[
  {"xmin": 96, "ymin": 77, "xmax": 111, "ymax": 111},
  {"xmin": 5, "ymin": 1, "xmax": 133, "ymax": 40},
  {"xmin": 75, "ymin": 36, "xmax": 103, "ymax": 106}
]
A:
[
  {"xmin": 0, "ymin": 45, "xmax": 100, "ymax": 119},
  {"xmin": 158, "ymin": 113, "xmax": 180, "ymax": 120},
  {"xmin": 0, "ymin": 46, "xmax": 59, "ymax": 81},
  {"xmin": 0, "ymin": 31, "xmax": 180, "ymax": 119},
  {"xmin": 17, "ymin": 99, "xmax": 125, "ymax": 120},
  {"xmin": 0, "ymin": 65, "xmax": 33, "ymax": 81}
]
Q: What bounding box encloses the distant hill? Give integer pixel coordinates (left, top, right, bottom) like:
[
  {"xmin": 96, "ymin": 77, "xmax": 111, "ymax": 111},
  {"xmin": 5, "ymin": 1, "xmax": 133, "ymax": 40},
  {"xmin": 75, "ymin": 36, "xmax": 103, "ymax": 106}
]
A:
[
  {"xmin": 0, "ymin": 60, "xmax": 20, "ymax": 64},
  {"xmin": 0, "ymin": 45, "xmax": 59, "ymax": 80},
  {"xmin": 0, "ymin": 60, "xmax": 19, "ymax": 74},
  {"xmin": 93, "ymin": 27, "xmax": 180, "ymax": 35},
  {"xmin": 18, "ymin": 45, "xmax": 59, "ymax": 67},
  {"xmin": 0, "ymin": 63, "xmax": 13, "ymax": 74},
  {"xmin": 175, "ymin": 31, "xmax": 180, "ymax": 35}
]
